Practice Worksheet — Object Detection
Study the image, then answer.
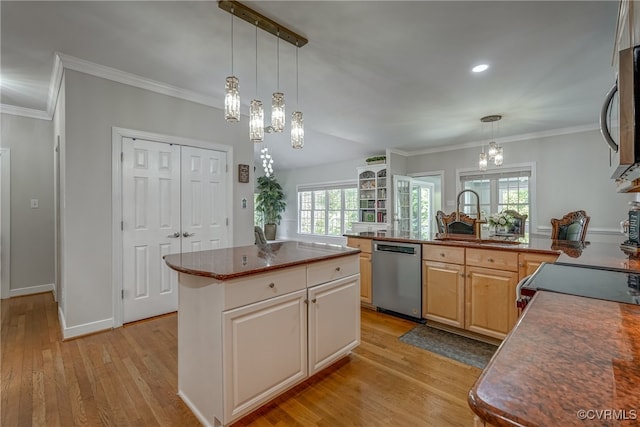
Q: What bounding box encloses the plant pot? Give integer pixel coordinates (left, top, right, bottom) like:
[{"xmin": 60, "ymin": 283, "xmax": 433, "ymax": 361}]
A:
[{"xmin": 264, "ymin": 224, "xmax": 277, "ymax": 241}]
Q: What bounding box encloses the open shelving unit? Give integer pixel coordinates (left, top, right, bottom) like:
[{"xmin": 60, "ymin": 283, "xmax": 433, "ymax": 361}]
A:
[{"xmin": 358, "ymin": 165, "xmax": 387, "ymax": 224}]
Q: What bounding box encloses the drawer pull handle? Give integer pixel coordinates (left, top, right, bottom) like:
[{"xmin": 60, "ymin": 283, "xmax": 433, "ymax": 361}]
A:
[
  {"xmin": 335, "ymin": 266, "xmax": 341, "ymax": 272},
  {"xmin": 268, "ymin": 283, "xmax": 275, "ymax": 288},
  {"xmin": 488, "ymin": 258, "xmax": 494, "ymax": 262}
]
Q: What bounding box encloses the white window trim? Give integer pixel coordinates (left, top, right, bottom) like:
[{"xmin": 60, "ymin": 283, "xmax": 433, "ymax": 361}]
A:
[
  {"xmin": 456, "ymin": 162, "xmax": 537, "ymax": 230},
  {"xmin": 296, "ymin": 179, "xmax": 357, "ymax": 237}
]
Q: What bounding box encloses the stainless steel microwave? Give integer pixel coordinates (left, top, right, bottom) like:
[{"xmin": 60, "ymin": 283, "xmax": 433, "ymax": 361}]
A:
[{"xmin": 601, "ymin": 45, "xmax": 640, "ymax": 182}]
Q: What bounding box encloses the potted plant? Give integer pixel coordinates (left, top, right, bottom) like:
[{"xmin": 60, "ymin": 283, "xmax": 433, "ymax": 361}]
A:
[{"xmin": 255, "ymin": 174, "xmax": 286, "ymax": 240}]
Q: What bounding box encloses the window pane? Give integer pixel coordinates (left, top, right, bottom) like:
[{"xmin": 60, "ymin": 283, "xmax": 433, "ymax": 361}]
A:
[
  {"xmin": 313, "ymin": 211, "xmax": 326, "ymax": 234},
  {"xmin": 300, "ymin": 211, "xmax": 311, "ymax": 234},
  {"xmin": 314, "ymin": 191, "xmax": 326, "ymax": 210},
  {"xmin": 328, "ymin": 211, "xmax": 342, "ymax": 235},
  {"xmin": 300, "ymin": 191, "xmax": 312, "ymax": 210},
  {"xmin": 344, "ymin": 188, "xmax": 358, "ymax": 210},
  {"xmin": 328, "ymin": 189, "xmax": 342, "ymax": 210},
  {"xmin": 344, "ymin": 210, "xmax": 357, "ymax": 233}
]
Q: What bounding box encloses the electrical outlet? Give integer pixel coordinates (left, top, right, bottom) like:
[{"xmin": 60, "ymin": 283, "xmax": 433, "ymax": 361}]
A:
[{"xmin": 30, "ymin": 199, "xmax": 39, "ymax": 209}]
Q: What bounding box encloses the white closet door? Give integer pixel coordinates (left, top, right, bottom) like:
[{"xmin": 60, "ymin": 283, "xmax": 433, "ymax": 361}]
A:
[
  {"xmin": 181, "ymin": 146, "xmax": 228, "ymax": 253},
  {"xmin": 122, "ymin": 138, "xmax": 181, "ymax": 323}
]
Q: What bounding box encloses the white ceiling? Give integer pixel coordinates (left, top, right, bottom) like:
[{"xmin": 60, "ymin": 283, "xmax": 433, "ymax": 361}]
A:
[{"xmin": 1, "ymin": 1, "xmax": 619, "ymax": 170}]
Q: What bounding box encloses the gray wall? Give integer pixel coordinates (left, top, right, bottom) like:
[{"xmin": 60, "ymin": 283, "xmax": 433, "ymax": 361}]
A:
[
  {"xmin": 405, "ymin": 129, "xmax": 633, "ymax": 240},
  {"xmin": 0, "ymin": 113, "xmax": 54, "ymax": 292},
  {"xmin": 62, "ymin": 70, "xmax": 254, "ymax": 329}
]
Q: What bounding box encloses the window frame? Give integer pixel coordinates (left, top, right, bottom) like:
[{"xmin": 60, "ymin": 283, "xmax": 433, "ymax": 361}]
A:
[
  {"xmin": 297, "ymin": 180, "xmax": 358, "ymax": 237},
  {"xmin": 456, "ymin": 162, "xmax": 536, "ymax": 230}
]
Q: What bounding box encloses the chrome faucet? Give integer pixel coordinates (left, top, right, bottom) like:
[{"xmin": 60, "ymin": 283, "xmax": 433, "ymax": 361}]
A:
[{"xmin": 456, "ymin": 189, "xmax": 486, "ymax": 238}]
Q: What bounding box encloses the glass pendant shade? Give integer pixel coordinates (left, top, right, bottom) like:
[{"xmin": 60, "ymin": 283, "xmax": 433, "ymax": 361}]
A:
[
  {"xmin": 225, "ymin": 76, "xmax": 240, "ymax": 122},
  {"xmin": 271, "ymin": 92, "xmax": 285, "ymax": 132},
  {"xmin": 494, "ymin": 147, "xmax": 504, "ymax": 166},
  {"xmin": 291, "ymin": 111, "xmax": 304, "ymax": 149},
  {"xmin": 488, "ymin": 141, "xmax": 497, "ymax": 159},
  {"xmin": 479, "ymin": 152, "xmax": 488, "ymax": 171},
  {"xmin": 250, "ymin": 99, "xmax": 264, "ymax": 142}
]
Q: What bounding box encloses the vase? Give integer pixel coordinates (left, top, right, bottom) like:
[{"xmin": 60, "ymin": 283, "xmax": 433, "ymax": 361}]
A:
[{"xmin": 264, "ymin": 224, "xmax": 277, "ymax": 240}]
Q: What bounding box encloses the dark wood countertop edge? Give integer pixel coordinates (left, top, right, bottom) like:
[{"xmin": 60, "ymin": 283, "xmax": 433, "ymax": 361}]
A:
[{"xmin": 164, "ymin": 249, "xmax": 361, "ymax": 281}]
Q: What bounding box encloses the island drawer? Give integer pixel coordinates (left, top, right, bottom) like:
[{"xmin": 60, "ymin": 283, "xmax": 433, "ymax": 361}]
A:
[
  {"xmin": 223, "ymin": 266, "xmax": 307, "ymax": 310},
  {"xmin": 346, "ymin": 237, "xmax": 372, "ymax": 254},
  {"xmin": 466, "ymin": 248, "xmax": 518, "ymax": 271},
  {"xmin": 307, "ymin": 255, "xmax": 359, "ymax": 287},
  {"xmin": 423, "ymin": 244, "xmax": 465, "ymax": 265}
]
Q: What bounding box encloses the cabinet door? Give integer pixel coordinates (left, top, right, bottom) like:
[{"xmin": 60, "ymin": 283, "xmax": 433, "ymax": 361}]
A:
[
  {"xmin": 465, "ymin": 266, "xmax": 519, "ymax": 340},
  {"xmin": 223, "ymin": 289, "xmax": 307, "ymax": 423},
  {"xmin": 308, "ymin": 275, "xmax": 361, "ymax": 375},
  {"xmin": 423, "ymin": 261, "xmax": 465, "ymax": 328},
  {"xmin": 518, "ymin": 252, "xmax": 558, "ymax": 280},
  {"xmin": 359, "ymin": 253, "xmax": 372, "ymax": 304}
]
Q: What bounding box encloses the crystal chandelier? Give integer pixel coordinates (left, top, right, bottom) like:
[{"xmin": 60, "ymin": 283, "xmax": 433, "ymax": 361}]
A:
[
  {"xmin": 479, "ymin": 115, "xmax": 503, "ymax": 170},
  {"xmin": 249, "ymin": 22, "xmax": 264, "ymax": 143},
  {"xmin": 291, "ymin": 42, "xmax": 304, "ymax": 149},
  {"xmin": 271, "ymin": 32, "xmax": 285, "ymax": 133},
  {"xmin": 224, "ymin": 8, "xmax": 240, "ymax": 122}
]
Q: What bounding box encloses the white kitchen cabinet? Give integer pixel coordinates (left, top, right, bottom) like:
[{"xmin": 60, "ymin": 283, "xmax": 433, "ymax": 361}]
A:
[
  {"xmin": 356, "ymin": 164, "xmax": 387, "ymax": 224},
  {"xmin": 223, "ymin": 289, "xmax": 308, "ymax": 422},
  {"xmin": 308, "ymin": 275, "xmax": 361, "ymax": 375}
]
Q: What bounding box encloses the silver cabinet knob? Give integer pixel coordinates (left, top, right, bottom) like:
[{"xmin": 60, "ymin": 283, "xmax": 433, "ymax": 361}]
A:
[
  {"xmin": 268, "ymin": 282, "xmax": 275, "ymax": 288},
  {"xmin": 182, "ymin": 232, "xmax": 195, "ymax": 238},
  {"xmin": 335, "ymin": 266, "xmax": 341, "ymax": 272},
  {"xmin": 167, "ymin": 232, "xmax": 181, "ymax": 238}
]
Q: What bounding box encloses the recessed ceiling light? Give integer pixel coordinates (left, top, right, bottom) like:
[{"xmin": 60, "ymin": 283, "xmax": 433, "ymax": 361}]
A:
[{"xmin": 472, "ymin": 64, "xmax": 489, "ymax": 73}]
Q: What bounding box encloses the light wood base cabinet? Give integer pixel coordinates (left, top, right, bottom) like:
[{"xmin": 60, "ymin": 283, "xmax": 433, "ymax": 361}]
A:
[
  {"xmin": 346, "ymin": 237, "xmax": 373, "ymax": 304},
  {"xmin": 422, "ymin": 261, "xmax": 465, "ymax": 329},
  {"xmin": 518, "ymin": 252, "xmax": 558, "ymax": 279}
]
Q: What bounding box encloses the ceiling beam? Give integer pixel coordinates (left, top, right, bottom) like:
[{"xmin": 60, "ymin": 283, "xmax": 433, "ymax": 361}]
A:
[{"xmin": 218, "ymin": 0, "xmax": 308, "ymax": 48}]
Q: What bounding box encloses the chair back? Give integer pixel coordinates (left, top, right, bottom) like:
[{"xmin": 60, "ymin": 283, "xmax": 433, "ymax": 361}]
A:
[
  {"xmin": 441, "ymin": 212, "xmax": 476, "ymax": 235},
  {"xmin": 435, "ymin": 210, "xmax": 446, "ymax": 233},
  {"xmin": 254, "ymin": 226, "xmax": 267, "ymax": 245},
  {"xmin": 550, "ymin": 210, "xmax": 590, "ymax": 242},
  {"xmin": 503, "ymin": 209, "xmax": 528, "ymax": 237}
]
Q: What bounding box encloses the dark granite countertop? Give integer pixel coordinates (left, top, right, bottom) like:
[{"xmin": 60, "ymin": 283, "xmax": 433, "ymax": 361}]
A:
[
  {"xmin": 345, "ymin": 231, "xmax": 640, "ymax": 272},
  {"xmin": 468, "ymin": 291, "xmax": 640, "ymax": 426},
  {"xmin": 164, "ymin": 241, "xmax": 360, "ymax": 280}
]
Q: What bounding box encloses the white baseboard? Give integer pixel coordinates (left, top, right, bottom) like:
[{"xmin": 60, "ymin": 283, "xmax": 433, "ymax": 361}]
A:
[
  {"xmin": 9, "ymin": 283, "xmax": 54, "ymax": 298},
  {"xmin": 178, "ymin": 390, "xmax": 214, "ymax": 427},
  {"xmin": 58, "ymin": 306, "xmax": 113, "ymax": 340}
]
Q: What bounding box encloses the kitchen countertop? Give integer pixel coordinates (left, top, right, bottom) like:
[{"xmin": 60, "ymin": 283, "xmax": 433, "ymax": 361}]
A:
[
  {"xmin": 164, "ymin": 241, "xmax": 360, "ymax": 280},
  {"xmin": 468, "ymin": 291, "xmax": 640, "ymax": 426},
  {"xmin": 345, "ymin": 231, "xmax": 640, "ymax": 272}
]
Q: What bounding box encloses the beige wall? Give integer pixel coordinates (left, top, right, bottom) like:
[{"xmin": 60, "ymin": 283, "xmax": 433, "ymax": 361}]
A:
[{"xmin": 0, "ymin": 113, "xmax": 54, "ymax": 293}]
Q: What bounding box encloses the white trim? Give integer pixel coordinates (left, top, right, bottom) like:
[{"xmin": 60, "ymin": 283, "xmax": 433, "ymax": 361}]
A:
[
  {"xmin": 9, "ymin": 283, "xmax": 54, "ymax": 298},
  {"xmin": 0, "ymin": 149, "xmax": 10, "ymax": 299},
  {"xmin": 296, "ymin": 179, "xmax": 356, "ymax": 191},
  {"xmin": 47, "ymin": 54, "xmax": 64, "ymax": 118},
  {"xmin": 111, "ymin": 126, "xmax": 234, "ymax": 328},
  {"xmin": 59, "ymin": 52, "xmax": 217, "ymax": 109},
  {"xmin": 178, "ymin": 391, "xmax": 213, "ymax": 427},
  {"xmin": 0, "ymin": 104, "xmax": 50, "ymax": 120},
  {"xmin": 58, "ymin": 306, "xmax": 113, "ymax": 340},
  {"xmin": 407, "ymin": 169, "xmax": 446, "ymax": 218}
]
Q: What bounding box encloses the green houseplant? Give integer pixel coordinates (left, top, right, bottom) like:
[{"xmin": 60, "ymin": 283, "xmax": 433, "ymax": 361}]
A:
[{"xmin": 256, "ymin": 175, "xmax": 286, "ymax": 240}]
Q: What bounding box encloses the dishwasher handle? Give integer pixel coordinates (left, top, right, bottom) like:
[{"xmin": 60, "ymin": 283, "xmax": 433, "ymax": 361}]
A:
[{"xmin": 374, "ymin": 243, "xmax": 417, "ymax": 255}]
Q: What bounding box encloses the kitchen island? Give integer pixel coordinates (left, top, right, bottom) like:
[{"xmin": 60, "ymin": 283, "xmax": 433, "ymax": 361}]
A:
[{"xmin": 164, "ymin": 241, "xmax": 361, "ymax": 427}]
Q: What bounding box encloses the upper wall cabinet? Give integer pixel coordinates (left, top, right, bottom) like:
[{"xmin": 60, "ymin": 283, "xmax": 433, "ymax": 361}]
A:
[
  {"xmin": 616, "ymin": 1, "xmax": 640, "ymax": 56},
  {"xmin": 357, "ymin": 165, "xmax": 387, "ymax": 224}
]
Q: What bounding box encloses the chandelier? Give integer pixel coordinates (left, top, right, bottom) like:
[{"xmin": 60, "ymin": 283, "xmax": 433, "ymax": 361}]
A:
[
  {"xmin": 219, "ymin": 1, "xmax": 307, "ymax": 150},
  {"xmin": 479, "ymin": 115, "xmax": 503, "ymax": 171}
]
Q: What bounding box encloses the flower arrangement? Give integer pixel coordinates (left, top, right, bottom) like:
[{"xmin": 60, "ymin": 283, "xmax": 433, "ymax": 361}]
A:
[{"xmin": 488, "ymin": 211, "xmax": 514, "ymax": 228}]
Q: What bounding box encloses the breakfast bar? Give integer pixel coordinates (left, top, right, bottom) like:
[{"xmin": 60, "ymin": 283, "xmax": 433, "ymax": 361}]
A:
[{"xmin": 164, "ymin": 241, "xmax": 361, "ymax": 427}]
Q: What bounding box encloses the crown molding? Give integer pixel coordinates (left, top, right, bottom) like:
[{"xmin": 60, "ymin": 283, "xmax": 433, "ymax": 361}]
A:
[
  {"xmin": 57, "ymin": 52, "xmax": 218, "ymax": 109},
  {"xmin": 0, "ymin": 104, "xmax": 50, "ymax": 120},
  {"xmin": 46, "ymin": 53, "xmax": 64, "ymax": 119},
  {"xmin": 405, "ymin": 123, "xmax": 600, "ymax": 156}
]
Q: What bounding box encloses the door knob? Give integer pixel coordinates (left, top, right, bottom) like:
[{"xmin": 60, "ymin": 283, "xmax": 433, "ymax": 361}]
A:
[
  {"xmin": 167, "ymin": 232, "xmax": 181, "ymax": 238},
  {"xmin": 182, "ymin": 232, "xmax": 195, "ymax": 238}
]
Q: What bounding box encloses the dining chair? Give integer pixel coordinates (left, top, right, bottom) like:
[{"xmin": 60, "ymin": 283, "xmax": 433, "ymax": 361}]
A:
[
  {"xmin": 435, "ymin": 210, "xmax": 446, "ymax": 233},
  {"xmin": 254, "ymin": 226, "xmax": 267, "ymax": 245},
  {"xmin": 441, "ymin": 211, "xmax": 476, "ymax": 235},
  {"xmin": 503, "ymin": 209, "xmax": 528, "ymax": 237},
  {"xmin": 550, "ymin": 210, "xmax": 590, "ymax": 241}
]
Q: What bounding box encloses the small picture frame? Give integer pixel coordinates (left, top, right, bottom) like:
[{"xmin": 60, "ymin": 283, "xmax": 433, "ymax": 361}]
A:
[{"xmin": 238, "ymin": 164, "xmax": 250, "ymax": 183}]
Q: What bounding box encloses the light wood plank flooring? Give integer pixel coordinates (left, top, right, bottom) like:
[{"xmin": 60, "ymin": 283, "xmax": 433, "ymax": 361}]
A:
[{"xmin": 1, "ymin": 292, "xmax": 481, "ymax": 426}]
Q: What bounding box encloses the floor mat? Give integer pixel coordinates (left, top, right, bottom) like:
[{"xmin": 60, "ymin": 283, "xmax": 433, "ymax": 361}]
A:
[{"xmin": 399, "ymin": 324, "xmax": 498, "ymax": 369}]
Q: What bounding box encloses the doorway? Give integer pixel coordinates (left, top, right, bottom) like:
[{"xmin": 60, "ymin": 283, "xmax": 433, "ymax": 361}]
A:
[
  {"xmin": 393, "ymin": 173, "xmax": 442, "ymax": 235},
  {"xmin": 114, "ymin": 130, "xmax": 232, "ymax": 326}
]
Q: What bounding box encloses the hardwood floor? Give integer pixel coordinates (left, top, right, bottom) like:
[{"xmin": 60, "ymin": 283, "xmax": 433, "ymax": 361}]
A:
[{"xmin": 1, "ymin": 292, "xmax": 481, "ymax": 426}]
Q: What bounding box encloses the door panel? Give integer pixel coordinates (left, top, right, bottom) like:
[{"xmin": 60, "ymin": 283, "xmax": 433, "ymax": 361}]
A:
[{"xmin": 122, "ymin": 138, "xmax": 181, "ymax": 323}]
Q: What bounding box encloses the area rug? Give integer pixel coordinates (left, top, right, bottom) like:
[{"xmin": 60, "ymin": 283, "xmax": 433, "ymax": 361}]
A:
[{"xmin": 399, "ymin": 325, "xmax": 498, "ymax": 369}]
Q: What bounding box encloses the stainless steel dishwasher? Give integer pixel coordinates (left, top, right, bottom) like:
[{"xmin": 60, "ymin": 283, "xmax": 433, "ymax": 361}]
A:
[{"xmin": 372, "ymin": 240, "xmax": 422, "ymax": 321}]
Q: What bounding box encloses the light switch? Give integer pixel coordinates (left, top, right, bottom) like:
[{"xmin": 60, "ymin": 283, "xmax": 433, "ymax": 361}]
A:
[
  {"xmin": 241, "ymin": 198, "xmax": 247, "ymax": 209},
  {"xmin": 30, "ymin": 199, "xmax": 39, "ymax": 209}
]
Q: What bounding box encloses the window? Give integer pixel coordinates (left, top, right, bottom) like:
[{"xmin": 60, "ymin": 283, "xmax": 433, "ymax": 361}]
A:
[
  {"xmin": 298, "ymin": 183, "xmax": 358, "ymax": 236},
  {"xmin": 459, "ymin": 168, "xmax": 532, "ymax": 230}
]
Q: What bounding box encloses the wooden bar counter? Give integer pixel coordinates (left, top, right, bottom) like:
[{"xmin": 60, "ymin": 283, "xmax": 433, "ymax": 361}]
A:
[{"xmin": 164, "ymin": 241, "xmax": 361, "ymax": 427}]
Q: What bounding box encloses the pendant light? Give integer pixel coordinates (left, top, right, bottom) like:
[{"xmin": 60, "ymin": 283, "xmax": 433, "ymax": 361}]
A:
[
  {"xmin": 249, "ymin": 22, "xmax": 264, "ymax": 143},
  {"xmin": 291, "ymin": 42, "xmax": 304, "ymax": 149},
  {"xmin": 479, "ymin": 115, "xmax": 503, "ymax": 169},
  {"xmin": 271, "ymin": 31, "xmax": 285, "ymax": 133},
  {"xmin": 224, "ymin": 8, "xmax": 240, "ymax": 122},
  {"xmin": 479, "ymin": 151, "xmax": 488, "ymax": 171}
]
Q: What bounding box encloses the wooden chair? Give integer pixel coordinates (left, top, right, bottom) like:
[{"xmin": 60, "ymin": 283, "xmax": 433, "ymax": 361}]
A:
[
  {"xmin": 503, "ymin": 209, "xmax": 528, "ymax": 237},
  {"xmin": 254, "ymin": 226, "xmax": 267, "ymax": 245},
  {"xmin": 435, "ymin": 210, "xmax": 446, "ymax": 233},
  {"xmin": 440, "ymin": 211, "xmax": 476, "ymax": 235},
  {"xmin": 550, "ymin": 210, "xmax": 590, "ymax": 242}
]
